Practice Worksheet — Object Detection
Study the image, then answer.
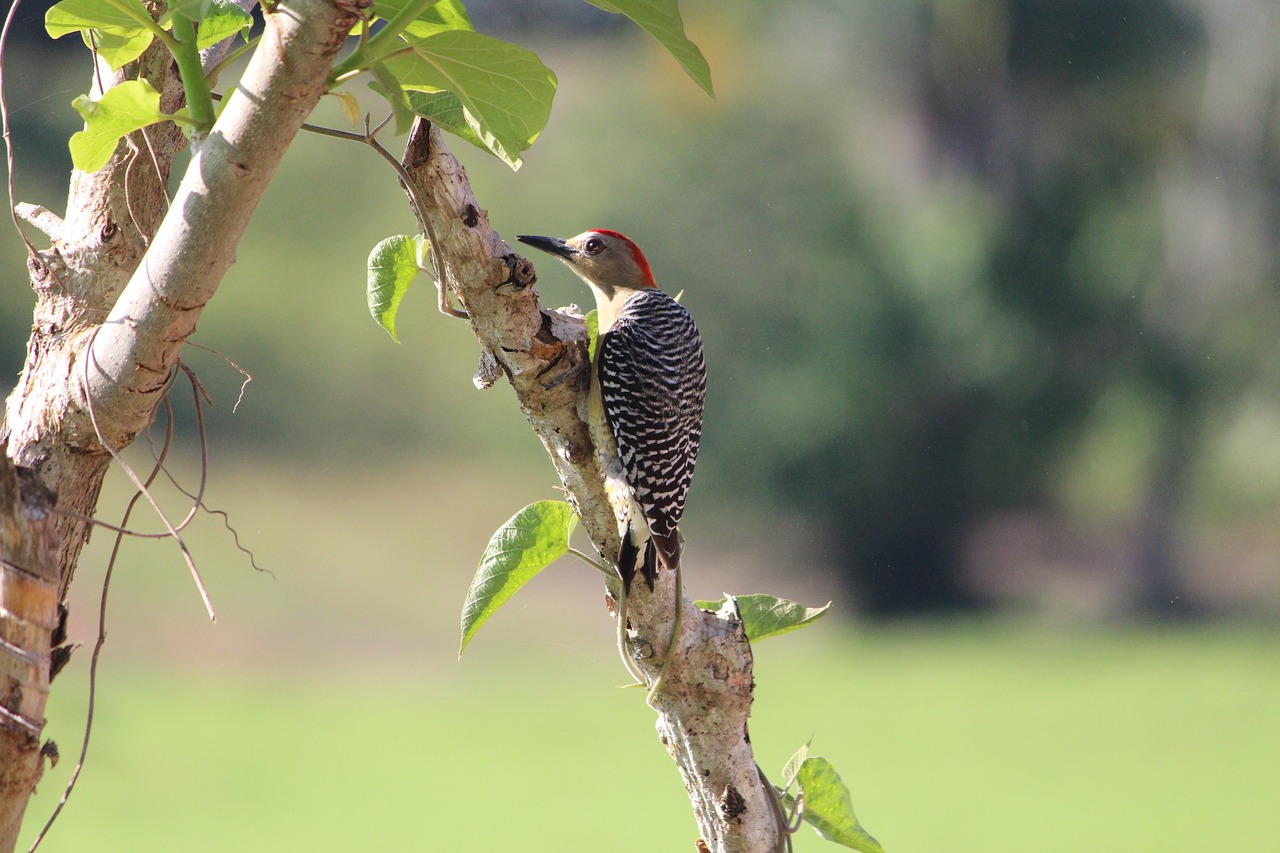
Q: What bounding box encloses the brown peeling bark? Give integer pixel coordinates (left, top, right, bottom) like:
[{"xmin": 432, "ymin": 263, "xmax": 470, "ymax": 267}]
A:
[
  {"xmin": 399, "ymin": 121, "xmax": 781, "ymax": 852},
  {"xmin": 0, "ymin": 448, "xmax": 59, "ymax": 850}
]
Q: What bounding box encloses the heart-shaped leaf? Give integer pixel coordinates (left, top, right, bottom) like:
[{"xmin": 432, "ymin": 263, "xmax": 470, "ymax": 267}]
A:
[
  {"xmin": 460, "ymin": 501, "xmax": 576, "ymax": 655},
  {"xmin": 69, "ymin": 79, "xmax": 189, "ymax": 173},
  {"xmin": 381, "ymin": 29, "xmax": 556, "ymax": 171},
  {"xmin": 367, "ymin": 234, "xmax": 425, "ymax": 342},
  {"xmin": 787, "ymin": 757, "xmax": 884, "ymax": 852},
  {"xmin": 584, "ymin": 0, "xmax": 713, "ymax": 97},
  {"xmin": 694, "ymin": 593, "xmax": 831, "ymax": 642}
]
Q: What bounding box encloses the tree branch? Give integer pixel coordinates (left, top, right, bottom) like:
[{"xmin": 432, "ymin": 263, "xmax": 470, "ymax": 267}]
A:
[
  {"xmin": 83, "ymin": 0, "xmax": 364, "ymax": 449},
  {"xmin": 398, "ymin": 120, "xmax": 780, "ymax": 852}
]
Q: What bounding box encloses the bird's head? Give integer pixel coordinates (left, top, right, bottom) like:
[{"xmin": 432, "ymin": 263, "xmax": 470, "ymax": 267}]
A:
[{"xmin": 517, "ymin": 230, "xmax": 657, "ymax": 297}]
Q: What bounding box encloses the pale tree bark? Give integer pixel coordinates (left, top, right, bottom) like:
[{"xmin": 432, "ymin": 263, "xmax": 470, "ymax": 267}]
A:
[
  {"xmin": 399, "ymin": 121, "xmax": 783, "ymax": 852},
  {"xmin": 0, "ymin": 0, "xmax": 361, "ymax": 841}
]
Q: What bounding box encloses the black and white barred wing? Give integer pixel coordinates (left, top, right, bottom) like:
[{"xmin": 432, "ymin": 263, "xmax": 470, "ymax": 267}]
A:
[{"xmin": 596, "ymin": 290, "xmax": 707, "ymax": 543}]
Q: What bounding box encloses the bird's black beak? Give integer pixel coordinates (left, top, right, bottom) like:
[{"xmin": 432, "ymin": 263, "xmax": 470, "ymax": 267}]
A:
[{"xmin": 516, "ymin": 234, "xmax": 575, "ymax": 261}]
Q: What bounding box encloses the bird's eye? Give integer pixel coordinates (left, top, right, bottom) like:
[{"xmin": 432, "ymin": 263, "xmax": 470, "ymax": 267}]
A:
[{"xmin": 584, "ymin": 237, "xmax": 604, "ymax": 255}]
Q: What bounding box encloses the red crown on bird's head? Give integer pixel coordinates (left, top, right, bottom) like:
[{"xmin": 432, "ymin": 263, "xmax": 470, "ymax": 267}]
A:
[{"xmin": 590, "ymin": 229, "xmax": 656, "ymax": 289}]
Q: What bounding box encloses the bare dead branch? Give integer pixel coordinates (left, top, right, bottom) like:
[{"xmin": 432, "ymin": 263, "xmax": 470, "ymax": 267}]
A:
[{"xmin": 397, "ymin": 121, "xmax": 782, "ymax": 852}]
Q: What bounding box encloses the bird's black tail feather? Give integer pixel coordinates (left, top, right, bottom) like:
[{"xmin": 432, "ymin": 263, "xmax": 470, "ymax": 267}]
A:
[{"xmin": 618, "ymin": 527, "xmax": 679, "ymax": 595}]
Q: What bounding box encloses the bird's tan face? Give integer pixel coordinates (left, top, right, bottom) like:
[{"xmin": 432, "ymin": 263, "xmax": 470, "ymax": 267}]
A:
[{"xmin": 517, "ymin": 230, "xmax": 657, "ymax": 297}]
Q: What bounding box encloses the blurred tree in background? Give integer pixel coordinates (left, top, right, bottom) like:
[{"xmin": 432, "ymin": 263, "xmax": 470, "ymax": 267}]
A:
[{"xmin": 4, "ymin": 0, "xmax": 1277, "ymax": 618}]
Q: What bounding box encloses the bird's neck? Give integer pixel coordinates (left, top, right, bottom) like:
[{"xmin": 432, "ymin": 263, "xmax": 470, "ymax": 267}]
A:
[{"xmin": 591, "ymin": 284, "xmax": 643, "ymax": 334}]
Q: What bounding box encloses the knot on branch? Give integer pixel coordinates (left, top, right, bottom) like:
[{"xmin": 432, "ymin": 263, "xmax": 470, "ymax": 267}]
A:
[
  {"xmin": 719, "ymin": 784, "xmax": 748, "ymax": 822},
  {"xmin": 473, "ymin": 349, "xmax": 504, "ymax": 390},
  {"xmin": 496, "ymin": 253, "xmax": 536, "ymax": 293},
  {"xmin": 15, "ymin": 467, "xmax": 56, "ymax": 522}
]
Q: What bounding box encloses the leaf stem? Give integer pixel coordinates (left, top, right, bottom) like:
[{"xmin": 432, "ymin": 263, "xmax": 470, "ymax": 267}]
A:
[
  {"xmin": 100, "ymin": 0, "xmax": 179, "ymax": 52},
  {"xmin": 567, "ymin": 546, "xmax": 613, "ymax": 577},
  {"xmin": 329, "ymin": 0, "xmax": 438, "ymax": 82},
  {"xmin": 168, "ymin": 13, "xmax": 216, "ymax": 133},
  {"xmin": 207, "ymin": 35, "xmax": 259, "ymax": 88}
]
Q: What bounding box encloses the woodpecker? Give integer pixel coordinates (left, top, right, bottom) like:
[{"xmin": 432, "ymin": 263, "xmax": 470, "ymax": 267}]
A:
[{"xmin": 517, "ymin": 230, "xmax": 706, "ymax": 594}]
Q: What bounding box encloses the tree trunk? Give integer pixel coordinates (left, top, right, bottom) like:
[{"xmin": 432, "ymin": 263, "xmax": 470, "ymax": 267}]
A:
[
  {"xmin": 0, "ymin": 449, "xmax": 60, "ymax": 850},
  {"xmin": 0, "ymin": 0, "xmax": 361, "ymax": 840}
]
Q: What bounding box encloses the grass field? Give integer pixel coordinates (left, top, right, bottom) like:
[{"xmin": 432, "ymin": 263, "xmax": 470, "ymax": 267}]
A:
[
  {"xmin": 13, "ymin": 459, "xmax": 1279, "ymax": 851},
  {"xmin": 21, "ymin": 622, "xmax": 1279, "ymax": 852}
]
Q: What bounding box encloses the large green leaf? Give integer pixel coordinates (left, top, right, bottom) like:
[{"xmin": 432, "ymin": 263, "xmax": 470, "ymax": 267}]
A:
[
  {"xmin": 166, "ymin": 0, "xmax": 216, "ymax": 20},
  {"xmin": 405, "ymin": 90, "xmax": 522, "ymax": 169},
  {"xmin": 49, "ymin": 0, "xmax": 160, "ymax": 68},
  {"xmin": 369, "ymin": 62, "xmax": 418, "ymax": 136},
  {"xmin": 694, "ymin": 593, "xmax": 831, "ymax": 642},
  {"xmin": 46, "ymin": 0, "xmax": 154, "ymax": 38},
  {"xmin": 69, "ymin": 79, "xmax": 188, "ymax": 173},
  {"xmin": 194, "ymin": 0, "xmax": 253, "ymax": 49},
  {"xmin": 585, "ymin": 0, "xmax": 713, "ymax": 97},
  {"xmin": 366, "ymin": 234, "xmax": 425, "ymax": 342},
  {"xmin": 372, "ymin": 0, "xmax": 472, "ymax": 38},
  {"xmin": 82, "ymin": 27, "xmax": 154, "ymax": 70},
  {"xmin": 460, "ymin": 501, "xmax": 576, "ymax": 655},
  {"xmin": 789, "ymin": 757, "xmax": 884, "ymax": 853},
  {"xmin": 381, "ymin": 29, "xmax": 556, "ymax": 171}
]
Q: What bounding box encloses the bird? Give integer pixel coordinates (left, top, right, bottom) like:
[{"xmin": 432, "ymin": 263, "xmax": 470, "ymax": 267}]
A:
[{"xmin": 516, "ymin": 230, "xmax": 706, "ymax": 595}]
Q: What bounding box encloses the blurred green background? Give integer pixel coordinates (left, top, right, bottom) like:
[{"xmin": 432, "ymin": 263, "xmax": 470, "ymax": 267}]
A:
[{"xmin": 3, "ymin": 0, "xmax": 1279, "ymax": 850}]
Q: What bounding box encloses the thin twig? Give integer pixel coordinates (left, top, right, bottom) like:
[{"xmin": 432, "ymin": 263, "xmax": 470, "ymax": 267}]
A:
[
  {"xmin": 297, "ymin": 113, "xmax": 464, "ymax": 317},
  {"xmin": 50, "ymin": 507, "xmax": 189, "ymax": 539},
  {"xmin": 158, "ymin": 365, "xmax": 272, "ymax": 575},
  {"xmin": 0, "ymin": 0, "xmax": 41, "ymax": 261},
  {"xmin": 27, "ymin": 398, "xmax": 177, "ymax": 852},
  {"xmin": 205, "ymin": 35, "xmax": 258, "ymax": 88},
  {"xmin": 80, "ymin": 328, "xmax": 217, "ymax": 621},
  {"xmin": 185, "ymin": 341, "xmax": 253, "ymax": 412},
  {"xmin": 53, "ymin": 368, "xmax": 212, "ymax": 540},
  {"xmin": 122, "ymin": 142, "xmax": 147, "ymax": 247}
]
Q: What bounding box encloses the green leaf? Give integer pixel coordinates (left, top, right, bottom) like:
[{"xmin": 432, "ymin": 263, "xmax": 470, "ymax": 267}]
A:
[
  {"xmin": 405, "ymin": 90, "xmax": 522, "ymax": 169},
  {"xmin": 584, "ymin": 0, "xmax": 714, "ymax": 97},
  {"xmin": 694, "ymin": 593, "xmax": 831, "ymax": 642},
  {"xmin": 69, "ymin": 79, "xmax": 187, "ymax": 173},
  {"xmin": 46, "ymin": 0, "xmax": 153, "ymax": 38},
  {"xmin": 166, "ymin": 0, "xmax": 216, "ymax": 21},
  {"xmin": 460, "ymin": 501, "xmax": 576, "ymax": 655},
  {"xmin": 381, "ymin": 29, "xmax": 557, "ymax": 171},
  {"xmin": 49, "ymin": 0, "xmax": 160, "ymax": 68},
  {"xmin": 195, "ymin": 0, "xmax": 253, "ymax": 49},
  {"xmin": 792, "ymin": 757, "xmax": 884, "ymax": 853},
  {"xmin": 781, "ymin": 741, "xmax": 811, "ymax": 793},
  {"xmin": 585, "ymin": 309, "xmax": 600, "ymax": 362},
  {"xmin": 372, "ymin": 0, "xmax": 473, "ymax": 38},
  {"xmin": 367, "ymin": 234, "xmax": 425, "ymax": 342},
  {"xmin": 81, "ymin": 27, "xmax": 154, "ymax": 70},
  {"xmin": 369, "ymin": 62, "xmax": 418, "ymax": 136}
]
